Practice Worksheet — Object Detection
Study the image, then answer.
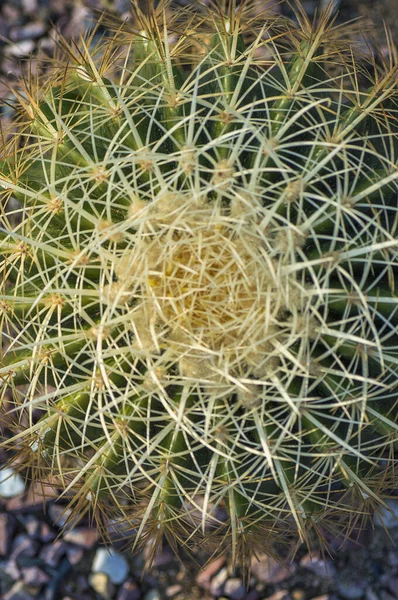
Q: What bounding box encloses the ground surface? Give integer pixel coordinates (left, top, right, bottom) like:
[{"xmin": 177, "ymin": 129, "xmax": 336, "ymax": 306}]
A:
[{"xmin": 1, "ymin": 1, "xmax": 398, "ymax": 599}]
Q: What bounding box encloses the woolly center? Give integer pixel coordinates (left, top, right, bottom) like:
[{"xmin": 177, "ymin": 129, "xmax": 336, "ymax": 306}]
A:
[{"xmin": 110, "ymin": 192, "xmax": 312, "ymax": 396}]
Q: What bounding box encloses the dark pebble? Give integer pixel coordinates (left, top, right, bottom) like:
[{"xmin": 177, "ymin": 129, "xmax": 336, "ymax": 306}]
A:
[
  {"xmin": 48, "ymin": 504, "xmax": 72, "ymax": 528},
  {"xmin": 64, "ymin": 544, "xmax": 84, "ymax": 565},
  {"xmin": 23, "ymin": 516, "xmax": 41, "ymax": 539},
  {"xmin": 3, "ymin": 581, "xmax": 35, "ymax": 600},
  {"xmin": 63, "ymin": 527, "xmax": 99, "ymax": 549},
  {"xmin": 7, "ymin": 483, "xmax": 56, "ymax": 513},
  {"xmin": 21, "ymin": 566, "xmax": 51, "ymax": 586},
  {"xmin": 39, "ymin": 540, "xmax": 67, "ymax": 568},
  {"xmin": 3, "ymin": 559, "xmax": 21, "ymax": 581},
  {"xmin": 0, "ymin": 513, "xmax": 16, "ymax": 556},
  {"xmin": 11, "ymin": 534, "xmax": 40, "ymax": 561},
  {"xmin": 10, "ymin": 22, "xmax": 46, "ymax": 42},
  {"xmin": 117, "ymin": 579, "xmax": 142, "ymax": 600}
]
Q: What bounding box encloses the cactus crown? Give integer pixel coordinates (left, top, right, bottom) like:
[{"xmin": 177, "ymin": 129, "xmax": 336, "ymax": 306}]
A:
[{"xmin": 1, "ymin": 0, "xmax": 398, "ymax": 565}]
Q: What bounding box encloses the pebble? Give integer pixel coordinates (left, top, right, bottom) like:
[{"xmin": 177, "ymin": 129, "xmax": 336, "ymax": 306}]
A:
[
  {"xmin": 244, "ymin": 591, "xmax": 260, "ymax": 600},
  {"xmin": 263, "ymin": 590, "xmax": 290, "ymax": 600},
  {"xmin": 374, "ymin": 501, "xmax": 398, "ymax": 529},
  {"xmin": 89, "ymin": 573, "xmax": 116, "ymax": 600},
  {"xmin": 3, "ymin": 580, "xmax": 35, "ymax": 600},
  {"xmin": 223, "ymin": 577, "xmax": 247, "ymax": 600},
  {"xmin": 143, "ymin": 590, "xmax": 161, "ymax": 600},
  {"xmin": 387, "ymin": 577, "xmax": 398, "ymax": 596},
  {"xmin": 196, "ymin": 556, "xmax": 226, "ymax": 589},
  {"xmin": 21, "ymin": 566, "xmax": 51, "ymax": 586},
  {"xmin": 0, "ymin": 514, "xmax": 16, "ymax": 556},
  {"xmin": 166, "ymin": 584, "xmax": 182, "ymax": 597},
  {"xmin": 48, "ymin": 504, "xmax": 72, "ymax": 528},
  {"xmin": 6, "ymin": 482, "xmax": 56, "ymax": 513},
  {"xmin": 39, "ymin": 540, "xmax": 67, "ymax": 567},
  {"xmin": 210, "ymin": 566, "xmax": 228, "ymax": 596},
  {"xmin": 23, "ymin": 516, "xmax": 41, "ymax": 539},
  {"xmin": 23, "ymin": 517, "xmax": 55, "ymax": 543},
  {"xmin": 65, "ymin": 544, "xmax": 84, "ymax": 565},
  {"xmin": 117, "ymin": 580, "xmax": 142, "ymax": 600},
  {"xmin": 0, "ymin": 468, "xmax": 25, "ymax": 498},
  {"xmin": 63, "ymin": 527, "xmax": 99, "ymax": 549},
  {"xmin": 300, "ymin": 554, "xmax": 336, "ymax": 578},
  {"xmin": 11, "ymin": 534, "xmax": 40, "ymax": 561},
  {"xmin": 92, "ymin": 547, "xmax": 129, "ymax": 585},
  {"xmin": 4, "ymin": 40, "xmax": 35, "ymax": 58},
  {"xmin": 381, "ymin": 593, "xmax": 397, "ymax": 600},
  {"xmin": 3, "ymin": 559, "xmax": 21, "ymax": 581},
  {"xmin": 22, "ymin": 0, "xmax": 38, "ymax": 15},
  {"xmin": 337, "ymin": 582, "xmax": 366, "ymax": 600},
  {"xmin": 39, "ymin": 522, "xmax": 57, "ymax": 543},
  {"xmin": 10, "ymin": 22, "xmax": 46, "ymax": 42},
  {"xmin": 251, "ymin": 555, "xmax": 292, "ymax": 584}
]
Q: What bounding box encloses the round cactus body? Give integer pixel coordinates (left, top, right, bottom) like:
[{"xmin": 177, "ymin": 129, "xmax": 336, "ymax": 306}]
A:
[{"xmin": 1, "ymin": 0, "xmax": 398, "ymax": 562}]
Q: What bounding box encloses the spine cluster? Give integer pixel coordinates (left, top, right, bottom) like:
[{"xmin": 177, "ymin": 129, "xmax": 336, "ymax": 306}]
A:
[{"xmin": 0, "ymin": 0, "xmax": 397, "ymax": 562}]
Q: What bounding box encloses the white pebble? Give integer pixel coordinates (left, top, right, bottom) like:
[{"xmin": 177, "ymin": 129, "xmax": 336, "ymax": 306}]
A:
[
  {"xmin": 0, "ymin": 467, "xmax": 25, "ymax": 498},
  {"xmin": 92, "ymin": 547, "xmax": 129, "ymax": 585}
]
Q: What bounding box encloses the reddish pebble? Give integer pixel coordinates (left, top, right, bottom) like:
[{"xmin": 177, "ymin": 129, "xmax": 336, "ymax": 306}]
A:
[
  {"xmin": 196, "ymin": 556, "xmax": 226, "ymax": 589},
  {"xmin": 21, "ymin": 566, "xmax": 51, "ymax": 586}
]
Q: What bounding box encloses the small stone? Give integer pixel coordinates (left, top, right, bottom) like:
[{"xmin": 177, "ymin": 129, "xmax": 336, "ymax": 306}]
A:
[
  {"xmin": 23, "ymin": 516, "xmax": 41, "ymax": 539},
  {"xmin": 3, "ymin": 559, "xmax": 21, "ymax": 581},
  {"xmin": 3, "ymin": 580, "xmax": 35, "ymax": 600},
  {"xmin": 63, "ymin": 527, "xmax": 99, "ymax": 549},
  {"xmin": 374, "ymin": 500, "xmax": 398, "ymax": 529},
  {"xmin": 0, "ymin": 513, "xmax": 16, "ymax": 556},
  {"xmin": 210, "ymin": 567, "xmax": 228, "ymax": 596},
  {"xmin": 291, "ymin": 591, "xmax": 305, "ymax": 600},
  {"xmin": 7, "ymin": 482, "xmax": 56, "ymax": 513},
  {"xmin": 381, "ymin": 593, "xmax": 396, "ymax": 600},
  {"xmin": 224, "ymin": 578, "xmax": 246, "ymax": 600},
  {"xmin": 337, "ymin": 582, "xmax": 366, "ymax": 600},
  {"xmin": 0, "ymin": 468, "xmax": 25, "ymax": 498},
  {"xmin": 48, "ymin": 504, "xmax": 72, "ymax": 528},
  {"xmin": 117, "ymin": 580, "xmax": 141, "ymax": 600},
  {"xmin": 196, "ymin": 556, "xmax": 226, "ymax": 589},
  {"xmin": 10, "ymin": 22, "xmax": 46, "ymax": 42},
  {"xmin": 251, "ymin": 555, "xmax": 292, "ymax": 584},
  {"xmin": 143, "ymin": 539, "xmax": 174, "ymax": 567},
  {"xmin": 387, "ymin": 577, "xmax": 398, "ymax": 597},
  {"xmin": 300, "ymin": 554, "xmax": 336, "ymax": 578},
  {"xmin": 380, "ymin": 590, "xmax": 397, "ymax": 600},
  {"xmin": 65, "ymin": 544, "xmax": 84, "ymax": 565},
  {"xmin": 39, "ymin": 522, "xmax": 56, "ymax": 543},
  {"xmin": 263, "ymin": 591, "xmax": 290, "ymax": 600},
  {"xmin": 21, "ymin": 566, "xmax": 51, "ymax": 586},
  {"xmin": 166, "ymin": 584, "xmax": 182, "ymax": 597},
  {"xmin": 89, "ymin": 573, "xmax": 115, "ymax": 600},
  {"xmin": 244, "ymin": 591, "xmax": 260, "ymax": 600},
  {"xmin": 5, "ymin": 40, "xmax": 35, "ymax": 59},
  {"xmin": 92, "ymin": 547, "xmax": 129, "ymax": 585},
  {"xmin": 11, "ymin": 534, "xmax": 40, "ymax": 561},
  {"xmin": 22, "ymin": 0, "xmax": 38, "ymax": 14},
  {"xmin": 39, "ymin": 540, "xmax": 67, "ymax": 567},
  {"xmin": 143, "ymin": 591, "xmax": 161, "ymax": 600}
]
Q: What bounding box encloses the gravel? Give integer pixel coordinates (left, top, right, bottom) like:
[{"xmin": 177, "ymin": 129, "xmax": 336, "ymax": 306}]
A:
[{"xmin": 1, "ymin": 1, "xmax": 398, "ymax": 599}]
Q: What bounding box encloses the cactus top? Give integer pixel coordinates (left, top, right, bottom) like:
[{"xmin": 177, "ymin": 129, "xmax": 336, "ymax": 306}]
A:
[{"xmin": 1, "ymin": 0, "xmax": 398, "ymax": 564}]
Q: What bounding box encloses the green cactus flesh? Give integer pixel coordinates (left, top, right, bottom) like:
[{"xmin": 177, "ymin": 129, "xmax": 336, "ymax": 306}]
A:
[{"xmin": 1, "ymin": 1, "xmax": 398, "ymax": 560}]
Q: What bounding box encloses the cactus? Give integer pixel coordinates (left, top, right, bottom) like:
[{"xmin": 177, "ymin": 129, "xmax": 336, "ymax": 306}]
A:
[{"xmin": 1, "ymin": 0, "xmax": 398, "ymax": 563}]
